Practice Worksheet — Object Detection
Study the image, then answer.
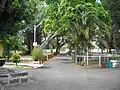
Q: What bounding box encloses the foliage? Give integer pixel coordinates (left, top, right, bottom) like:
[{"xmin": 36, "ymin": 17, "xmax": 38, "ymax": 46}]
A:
[
  {"xmin": 0, "ymin": 0, "xmax": 28, "ymax": 38},
  {"xmin": 109, "ymin": 0, "xmax": 120, "ymax": 30},
  {"xmin": 0, "ymin": 0, "xmax": 49, "ymax": 54},
  {"xmin": 4, "ymin": 34, "xmax": 26, "ymax": 51},
  {"xmin": 0, "ymin": 0, "xmax": 45, "ymax": 39},
  {"xmin": 31, "ymin": 45, "xmax": 44, "ymax": 61},
  {"xmin": 10, "ymin": 52, "xmax": 21, "ymax": 67},
  {"xmin": 42, "ymin": 0, "xmax": 111, "ymax": 53},
  {"xmin": 100, "ymin": 0, "xmax": 109, "ymax": 10},
  {"xmin": 24, "ymin": 0, "xmax": 46, "ymax": 24},
  {"xmin": 108, "ymin": 0, "xmax": 120, "ymax": 50},
  {"xmin": 3, "ymin": 32, "xmax": 28, "ymax": 59},
  {"xmin": 111, "ymin": 54, "xmax": 120, "ymax": 60},
  {"xmin": 100, "ymin": 0, "xmax": 120, "ymax": 51},
  {"xmin": 0, "ymin": 0, "xmax": 111, "ymax": 55}
]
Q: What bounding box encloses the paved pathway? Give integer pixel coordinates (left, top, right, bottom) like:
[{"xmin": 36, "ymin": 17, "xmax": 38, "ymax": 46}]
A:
[{"xmin": 7, "ymin": 53, "xmax": 120, "ymax": 90}]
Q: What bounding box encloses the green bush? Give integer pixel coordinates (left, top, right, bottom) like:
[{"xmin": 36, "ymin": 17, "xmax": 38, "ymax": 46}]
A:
[
  {"xmin": 111, "ymin": 54, "xmax": 120, "ymax": 60},
  {"xmin": 31, "ymin": 45, "xmax": 44, "ymax": 61},
  {"xmin": 10, "ymin": 52, "xmax": 21, "ymax": 67}
]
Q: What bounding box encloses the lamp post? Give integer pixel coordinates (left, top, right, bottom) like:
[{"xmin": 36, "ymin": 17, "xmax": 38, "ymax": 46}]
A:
[
  {"xmin": 33, "ymin": 25, "xmax": 36, "ymax": 44},
  {"xmin": 33, "ymin": 22, "xmax": 41, "ymax": 47}
]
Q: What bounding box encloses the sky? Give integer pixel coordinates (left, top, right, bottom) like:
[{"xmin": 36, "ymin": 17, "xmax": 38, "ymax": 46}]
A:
[{"xmin": 96, "ymin": 0, "xmax": 101, "ymax": 3}]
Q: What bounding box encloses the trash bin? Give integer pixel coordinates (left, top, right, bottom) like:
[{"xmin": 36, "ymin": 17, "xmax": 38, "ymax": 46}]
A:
[{"xmin": 107, "ymin": 61, "xmax": 113, "ymax": 68}]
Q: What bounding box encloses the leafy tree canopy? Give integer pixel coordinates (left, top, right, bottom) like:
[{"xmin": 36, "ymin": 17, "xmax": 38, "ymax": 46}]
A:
[
  {"xmin": 0, "ymin": 0, "xmax": 27, "ymax": 37},
  {"xmin": 108, "ymin": 0, "xmax": 120, "ymax": 50},
  {"xmin": 42, "ymin": 0, "xmax": 111, "ymax": 51},
  {"xmin": 0, "ymin": 0, "xmax": 44, "ymax": 38}
]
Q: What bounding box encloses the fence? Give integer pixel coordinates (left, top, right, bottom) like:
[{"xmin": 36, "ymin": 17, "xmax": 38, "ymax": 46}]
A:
[{"xmin": 75, "ymin": 55, "xmax": 111, "ymax": 67}]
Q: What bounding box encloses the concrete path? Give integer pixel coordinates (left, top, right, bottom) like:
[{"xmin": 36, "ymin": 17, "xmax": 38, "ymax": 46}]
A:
[{"xmin": 6, "ymin": 53, "xmax": 120, "ymax": 90}]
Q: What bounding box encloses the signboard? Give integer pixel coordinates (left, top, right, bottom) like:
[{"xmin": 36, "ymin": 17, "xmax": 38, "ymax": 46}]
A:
[{"xmin": 33, "ymin": 42, "xmax": 37, "ymax": 46}]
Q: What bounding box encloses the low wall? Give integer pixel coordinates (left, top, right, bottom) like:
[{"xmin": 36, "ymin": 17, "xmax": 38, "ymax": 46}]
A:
[{"xmin": 0, "ymin": 71, "xmax": 28, "ymax": 89}]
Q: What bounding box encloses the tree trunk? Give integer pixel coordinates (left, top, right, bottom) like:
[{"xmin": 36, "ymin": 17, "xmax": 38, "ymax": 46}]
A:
[
  {"xmin": 109, "ymin": 48, "xmax": 112, "ymax": 54},
  {"xmin": 68, "ymin": 45, "xmax": 72, "ymax": 56},
  {"xmin": 101, "ymin": 49, "xmax": 104, "ymax": 62},
  {"xmin": 50, "ymin": 44, "xmax": 54, "ymax": 53},
  {"xmin": 7, "ymin": 50, "xmax": 10, "ymax": 62},
  {"xmin": 101, "ymin": 49, "xmax": 103, "ymax": 54},
  {"xmin": 36, "ymin": 26, "xmax": 42, "ymax": 45},
  {"xmin": 40, "ymin": 31, "xmax": 58, "ymax": 50},
  {"xmin": 86, "ymin": 47, "xmax": 88, "ymax": 65},
  {"xmin": 75, "ymin": 44, "xmax": 77, "ymax": 64},
  {"xmin": 25, "ymin": 31, "xmax": 33, "ymax": 54},
  {"xmin": 16, "ymin": 62, "xmax": 18, "ymax": 67},
  {"xmin": 56, "ymin": 42, "xmax": 65, "ymax": 53}
]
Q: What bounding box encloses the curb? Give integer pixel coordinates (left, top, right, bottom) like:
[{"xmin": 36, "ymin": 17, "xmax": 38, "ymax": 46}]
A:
[{"xmin": 5, "ymin": 63, "xmax": 44, "ymax": 68}]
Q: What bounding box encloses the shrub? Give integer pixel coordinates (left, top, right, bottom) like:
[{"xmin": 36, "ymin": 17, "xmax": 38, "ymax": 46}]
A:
[
  {"xmin": 10, "ymin": 52, "xmax": 21, "ymax": 67},
  {"xmin": 111, "ymin": 54, "xmax": 120, "ymax": 60},
  {"xmin": 31, "ymin": 45, "xmax": 44, "ymax": 61}
]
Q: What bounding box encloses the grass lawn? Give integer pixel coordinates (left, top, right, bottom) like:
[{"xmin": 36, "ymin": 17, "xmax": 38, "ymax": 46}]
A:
[
  {"xmin": 88, "ymin": 60, "xmax": 99, "ymax": 65},
  {"xmin": 20, "ymin": 52, "xmax": 52, "ymax": 62},
  {"xmin": 6, "ymin": 65, "xmax": 32, "ymax": 68}
]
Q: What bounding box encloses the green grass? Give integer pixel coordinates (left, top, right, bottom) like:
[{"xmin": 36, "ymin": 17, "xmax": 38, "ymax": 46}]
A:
[
  {"xmin": 7, "ymin": 65, "xmax": 32, "ymax": 68},
  {"xmin": 88, "ymin": 60, "xmax": 99, "ymax": 65}
]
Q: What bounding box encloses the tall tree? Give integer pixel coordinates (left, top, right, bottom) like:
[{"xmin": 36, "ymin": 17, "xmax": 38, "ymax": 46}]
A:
[
  {"xmin": 109, "ymin": 0, "xmax": 120, "ymax": 51},
  {"xmin": 41, "ymin": 0, "xmax": 111, "ymax": 54},
  {"xmin": 102, "ymin": 0, "xmax": 120, "ymax": 52},
  {"xmin": 0, "ymin": 0, "xmax": 27, "ymax": 38}
]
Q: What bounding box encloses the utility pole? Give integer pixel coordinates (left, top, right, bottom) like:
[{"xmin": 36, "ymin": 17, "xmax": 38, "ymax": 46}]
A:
[
  {"xmin": 34, "ymin": 25, "xmax": 36, "ymax": 43},
  {"xmin": 33, "ymin": 22, "xmax": 41, "ymax": 47}
]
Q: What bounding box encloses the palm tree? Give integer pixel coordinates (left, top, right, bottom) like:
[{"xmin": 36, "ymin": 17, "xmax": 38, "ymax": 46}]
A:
[{"xmin": 64, "ymin": 2, "xmax": 111, "ymax": 64}]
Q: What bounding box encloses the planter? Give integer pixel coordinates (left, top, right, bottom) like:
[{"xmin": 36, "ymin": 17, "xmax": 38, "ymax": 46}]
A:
[
  {"xmin": 0, "ymin": 59, "xmax": 6, "ymax": 66},
  {"xmin": 116, "ymin": 61, "xmax": 120, "ymax": 67},
  {"xmin": 39, "ymin": 60, "xmax": 44, "ymax": 64},
  {"xmin": 48, "ymin": 54, "xmax": 54, "ymax": 59},
  {"xmin": 110, "ymin": 60, "xmax": 117, "ymax": 67},
  {"xmin": 54, "ymin": 52, "xmax": 57, "ymax": 56},
  {"xmin": 43, "ymin": 56, "xmax": 47, "ymax": 61}
]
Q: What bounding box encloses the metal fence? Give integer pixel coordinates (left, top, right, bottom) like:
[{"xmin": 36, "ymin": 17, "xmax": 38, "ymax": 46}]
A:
[{"xmin": 74, "ymin": 55, "xmax": 120, "ymax": 67}]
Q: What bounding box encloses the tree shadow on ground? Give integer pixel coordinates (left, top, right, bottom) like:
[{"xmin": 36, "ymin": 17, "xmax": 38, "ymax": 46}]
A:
[
  {"xmin": 57, "ymin": 53, "xmax": 67, "ymax": 56},
  {"xmin": 61, "ymin": 61, "xmax": 73, "ymax": 64},
  {"xmin": 59, "ymin": 59, "xmax": 69, "ymax": 61},
  {"xmin": 37, "ymin": 66, "xmax": 51, "ymax": 69}
]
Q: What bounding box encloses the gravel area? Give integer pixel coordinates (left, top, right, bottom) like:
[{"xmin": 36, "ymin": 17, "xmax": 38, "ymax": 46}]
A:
[{"xmin": 3, "ymin": 53, "xmax": 120, "ymax": 90}]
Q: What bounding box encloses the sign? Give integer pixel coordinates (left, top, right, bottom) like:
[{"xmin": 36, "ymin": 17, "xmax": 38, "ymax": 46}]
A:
[{"xmin": 33, "ymin": 42, "xmax": 37, "ymax": 46}]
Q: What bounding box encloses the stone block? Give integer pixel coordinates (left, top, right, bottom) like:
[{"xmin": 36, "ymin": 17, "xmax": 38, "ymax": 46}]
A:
[
  {"xmin": 21, "ymin": 78, "xmax": 28, "ymax": 83},
  {"xmin": 10, "ymin": 73, "xmax": 19, "ymax": 77},
  {"xmin": 1, "ymin": 81, "xmax": 8, "ymax": 85},
  {"xmin": 0, "ymin": 70, "xmax": 28, "ymax": 86},
  {"xmin": 10, "ymin": 78, "xmax": 19, "ymax": 84},
  {"xmin": 0, "ymin": 74, "xmax": 8, "ymax": 78},
  {"xmin": 19, "ymin": 72, "xmax": 28, "ymax": 76}
]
